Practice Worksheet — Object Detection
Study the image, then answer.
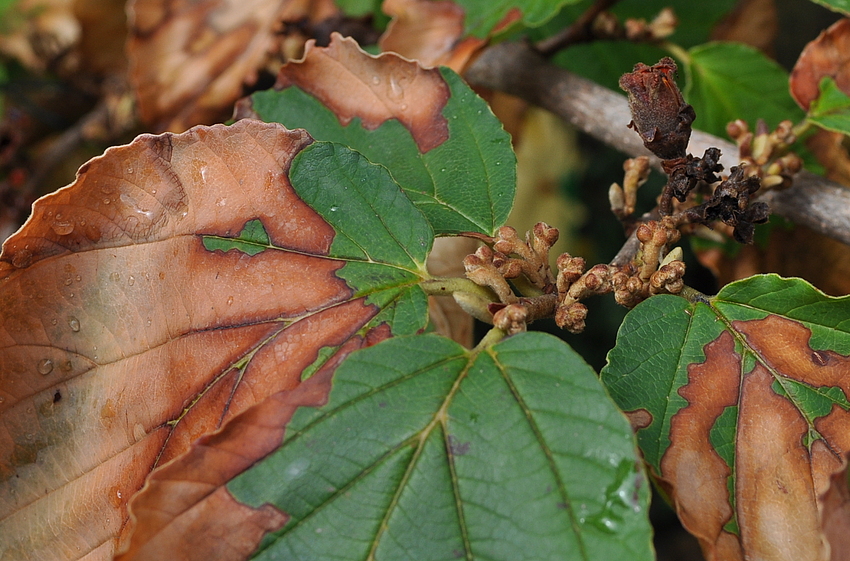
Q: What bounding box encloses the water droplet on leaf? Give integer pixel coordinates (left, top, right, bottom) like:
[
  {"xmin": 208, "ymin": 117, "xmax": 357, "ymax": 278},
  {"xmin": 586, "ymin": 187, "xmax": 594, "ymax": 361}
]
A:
[
  {"xmin": 128, "ymin": 275, "xmax": 136, "ymax": 286},
  {"xmin": 51, "ymin": 220, "xmax": 74, "ymax": 236},
  {"xmin": 68, "ymin": 317, "xmax": 81, "ymax": 332},
  {"xmin": 11, "ymin": 249, "xmax": 32, "ymax": 269},
  {"xmin": 37, "ymin": 359, "xmax": 54, "ymax": 375}
]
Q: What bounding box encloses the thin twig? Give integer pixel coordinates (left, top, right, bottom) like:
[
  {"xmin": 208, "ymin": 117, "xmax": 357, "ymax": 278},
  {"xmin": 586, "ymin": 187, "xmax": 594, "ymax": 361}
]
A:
[{"xmin": 534, "ymin": 0, "xmax": 623, "ymax": 57}]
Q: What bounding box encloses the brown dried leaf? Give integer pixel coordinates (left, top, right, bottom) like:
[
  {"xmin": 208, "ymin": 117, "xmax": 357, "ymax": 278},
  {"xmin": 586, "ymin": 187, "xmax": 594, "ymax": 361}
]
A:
[
  {"xmin": 820, "ymin": 459, "xmax": 850, "ymax": 560},
  {"xmin": 114, "ymin": 354, "xmax": 341, "ymax": 561},
  {"xmin": 379, "ymin": 0, "xmax": 486, "ymax": 72},
  {"xmin": 0, "ymin": 119, "xmax": 386, "ymax": 559},
  {"xmin": 127, "ymin": 0, "xmax": 309, "ymax": 132},
  {"xmin": 273, "ymin": 33, "xmax": 451, "ymax": 153},
  {"xmin": 662, "ymin": 315, "xmax": 850, "ymax": 561},
  {"xmin": 790, "ymin": 17, "xmax": 850, "ymax": 111}
]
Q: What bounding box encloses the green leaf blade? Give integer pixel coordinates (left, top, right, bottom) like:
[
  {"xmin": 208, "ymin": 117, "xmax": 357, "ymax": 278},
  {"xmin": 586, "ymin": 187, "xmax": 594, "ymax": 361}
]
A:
[
  {"xmin": 249, "ymin": 68, "xmax": 515, "ymax": 236},
  {"xmin": 806, "ymin": 76, "xmax": 850, "ymax": 135},
  {"xmin": 685, "ymin": 42, "xmax": 804, "ymax": 137},
  {"xmin": 808, "ymin": 0, "xmax": 850, "ymax": 16},
  {"xmin": 288, "ymin": 141, "xmax": 432, "ymax": 336},
  {"xmin": 230, "ymin": 333, "xmax": 653, "ymax": 560}
]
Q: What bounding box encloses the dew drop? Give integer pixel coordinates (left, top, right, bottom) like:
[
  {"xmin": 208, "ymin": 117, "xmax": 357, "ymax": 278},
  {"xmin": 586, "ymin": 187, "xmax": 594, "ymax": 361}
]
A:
[
  {"xmin": 63, "ymin": 278, "xmax": 73, "ymax": 286},
  {"xmin": 128, "ymin": 275, "xmax": 136, "ymax": 286},
  {"xmin": 126, "ymin": 166, "xmax": 134, "ymax": 174},
  {"xmin": 75, "ymin": 275, "xmax": 81, "ymax": 282},
  {"xmin": 388, "ymin": 77, "xmax": 404, "ymax": 101},
  {"xmin": 329, "ymin": 206, "xmax": 338, "ymax": 212},
  {"xmin": 371, "ymin": 76, "xmax": 380, "ymax": 85},
  {"xmin": 37, "ymin": 359, "xmax": 54, "ymax": 375},
  {"xmin": 109, "ymin": 272, "xmax": 121, "ymax": 282},
  {"xmin": 151, "ymin": 189, "xmax": 157, "ymax": 195},
  {"xmin": 440, "ymin": 168, "xmax": 446, "ymax": 173},
  {"xmin": 51, "ymin": 220, "xmax": 74, "ymax": 236},
  {"xmin": 100, "ymin": 184, "xmax": 115, "ymax": 195},
  {"xmin": 495, "ymin": 161, "xmax": 501, "ymax": 166},
  {"xmin": 103, "ymin": 198, "xmax": 111, "ymax": 205},
  {"xmin": 400, "ymin": 103, "xmax": 408, "ymax": 111},
  {"xmin": 11, "ymin": 249, "xmax": 33, "ymax": 269},
  {"xmin": 0, "ymin": 396, "xmax": 5, "ymax": 404},
  {"xmin": 226, "ymin": 296, "xmax": 234, "ymax": 306},
  {"xmin": 51, "ymin": 319, "xmax": 58, "ymax": 326},
  {"xmin": 60, "ymin": 360, "xmax": 72, "ymax": 372},
  {"xmin": 68, "ymin": 317, "xmax": 81, "ymax": 332}
]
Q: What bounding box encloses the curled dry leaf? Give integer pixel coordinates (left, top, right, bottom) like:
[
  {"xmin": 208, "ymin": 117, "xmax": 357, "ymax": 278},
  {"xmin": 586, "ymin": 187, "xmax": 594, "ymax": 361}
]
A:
[
  {"xmin": 128, "ymin": 0, "xmax": 338, "ymax": 132},
  {"xmin": 790, "ymin": 18, "xmax": 850, "ymax": 111},
  {"xmin": 128, "ymin": 0, "xmax": 287, "ymax": 131},
  {"xmin": 0, "ymin": 119, "xmax": 427, "ymax": 559},
  {"xmin": 379, "ymin": 0, "xmax": 486, "ymax": 72}
]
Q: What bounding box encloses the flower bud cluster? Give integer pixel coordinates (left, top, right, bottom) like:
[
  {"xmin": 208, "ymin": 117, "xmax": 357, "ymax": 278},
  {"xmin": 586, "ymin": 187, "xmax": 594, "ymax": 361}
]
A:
[{"xmin": 726, "ymin": 119, "xmax": 802, "ymax": 191}]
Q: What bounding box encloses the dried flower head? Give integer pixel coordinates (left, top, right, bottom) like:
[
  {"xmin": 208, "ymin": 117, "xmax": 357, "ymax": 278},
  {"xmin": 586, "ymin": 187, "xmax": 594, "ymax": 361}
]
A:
[{"xmin": 619, "ymin": 57, "xmax": 696, "ymax": 160}]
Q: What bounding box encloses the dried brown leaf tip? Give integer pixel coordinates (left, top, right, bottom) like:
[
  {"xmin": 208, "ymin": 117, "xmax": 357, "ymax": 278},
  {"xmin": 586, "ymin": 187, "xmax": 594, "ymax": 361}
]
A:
[{"xmin": 619, "ymin": 57, "xmax": 695, "ymax": 160}]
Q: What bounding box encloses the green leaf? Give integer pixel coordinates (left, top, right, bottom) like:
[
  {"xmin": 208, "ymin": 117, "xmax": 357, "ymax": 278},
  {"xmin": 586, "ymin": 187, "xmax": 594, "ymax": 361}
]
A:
[
  {"xmin": 601, "ymin": 274, "xmax": 850, "ymax": 555},
  {"xmin": 249, "ymin": 67, "xmax": 515, "ymax": 236},
  {"xmin": 684, "ymin": 42, "xmax": 805, "ymax": 137},
  {"xmin": 204, "ymin": 140, "xmax": 432, "ymax": 336},
  {"xmin": 336, "ymin": 0, "xmax": 382, "ymax": 17},
  {"xmin": 551, "ymin": 0, "xmax": 737, "ymax": 92},
  {"xmin": 807, "ymin": 0, "xmax": 850, "ymax": 16},
  {"xmin": 806, "ymin": 76, "xmax": 850, "ymax": 135},
  {"xmin": 202, "ymin": 219, "xmax": 270, "ymax": 255},
  {"xmin": 229, "ymin": 332, "xmax": 654, "ymax": 560},
  {"xmin": 453, "ymin": 0, "xmax": 583, "ymax": 37}
]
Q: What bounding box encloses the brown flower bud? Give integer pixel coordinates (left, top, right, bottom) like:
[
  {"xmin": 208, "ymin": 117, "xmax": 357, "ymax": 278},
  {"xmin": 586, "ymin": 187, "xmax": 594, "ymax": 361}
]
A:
[
  {"xmin": 619, "ymin": 57, "xmax": 696, "ymax": 160},
  {"xmin": 555, "ymin": 302, "xmax": 588, "ymax": 334}
]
